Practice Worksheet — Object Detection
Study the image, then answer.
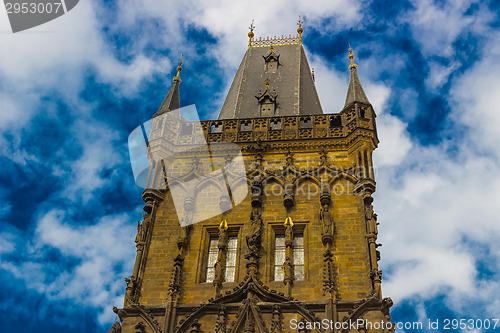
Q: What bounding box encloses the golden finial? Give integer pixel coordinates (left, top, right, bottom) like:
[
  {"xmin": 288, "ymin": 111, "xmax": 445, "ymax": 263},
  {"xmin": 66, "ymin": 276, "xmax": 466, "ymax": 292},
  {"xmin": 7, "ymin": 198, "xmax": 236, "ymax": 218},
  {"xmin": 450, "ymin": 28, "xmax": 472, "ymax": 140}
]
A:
[
  {"xmin": 219, "ymin": 219, "xmax": 228, "ymax": 230},
  {"xmin": 270, "ymin": 44, "xmax": 274, "ymax": 53},
  {"xmin": 348, "ymin": 44, "xmax": 357, "ymax": 69},
  {"xmin": 284, "ymin": 216, "xmax": 294, "ymax": 227},
  {"xmin": 265, "ymin": 78, "xmax": 270, "ymax": 89},
  {"xmin": 297, "ymin": 15, "xmax": 304, "ymax": 43},
  {"xmin": 173, "ymin": 54, "xmax": 183, "ymax": 81},
  {"xmin": 248, "ymin": 19, "xmax": 255, "ymax": 47}
]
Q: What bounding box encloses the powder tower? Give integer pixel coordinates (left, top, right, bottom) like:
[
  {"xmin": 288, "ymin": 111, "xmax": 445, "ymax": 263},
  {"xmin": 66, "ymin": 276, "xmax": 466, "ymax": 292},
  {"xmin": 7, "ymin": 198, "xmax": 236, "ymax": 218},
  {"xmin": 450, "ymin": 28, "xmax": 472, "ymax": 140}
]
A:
[{"xmin": 110, "ymin": 20, "xmax": 394, "ymax": 333}]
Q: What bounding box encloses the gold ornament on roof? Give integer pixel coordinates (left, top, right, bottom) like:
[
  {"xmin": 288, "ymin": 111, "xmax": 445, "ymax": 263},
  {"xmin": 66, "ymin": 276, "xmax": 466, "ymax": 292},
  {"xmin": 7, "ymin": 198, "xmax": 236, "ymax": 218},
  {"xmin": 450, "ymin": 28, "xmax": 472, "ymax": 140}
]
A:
[
  {"xmin": 248, "ymin": 19, "xmax": 255, "ymax": 47},
  {"xmin": 297, "ymin": 15, "xmax": 304, "ymax": 43},
  {"xmin": 348, "ymin": 45, "xmax": 357, "ymax": 69},
  {"xmin": 265, "ymin": 78, "xmax": 270, "ymax": 89},
  {"xmin": 173, "ymin": 54, "xmax": 183, "ymax": 81}
]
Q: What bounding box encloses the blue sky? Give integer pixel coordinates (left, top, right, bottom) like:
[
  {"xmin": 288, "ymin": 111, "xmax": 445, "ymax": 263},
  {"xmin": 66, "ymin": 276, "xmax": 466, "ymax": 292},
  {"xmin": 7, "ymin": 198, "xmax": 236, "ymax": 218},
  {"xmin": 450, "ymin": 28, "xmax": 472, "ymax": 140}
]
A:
[{"xmin": 1, "ymin": 0, "xmax": 500, "ymax": 332}]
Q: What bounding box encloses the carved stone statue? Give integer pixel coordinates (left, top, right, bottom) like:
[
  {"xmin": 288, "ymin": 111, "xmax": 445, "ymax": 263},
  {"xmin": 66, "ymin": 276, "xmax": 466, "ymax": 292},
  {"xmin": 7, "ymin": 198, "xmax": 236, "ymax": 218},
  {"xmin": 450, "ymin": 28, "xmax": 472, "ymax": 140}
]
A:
[
  {"xmin": 284, "ymin": 219, "xmax": 293, "ymax": 248},
  {"xmin": 320, "ymin": 203, "xmax": 334, "ymax": 236},
  {"xmin": 125, "ymin": 277, "xmax": 136, "ymax": 290},
  {"xmin": 218, "ymin": 222, "xmax": 228, "ymax": 250},
  {"xmin": 124, "ymin": 277, "xmax": 136, "ymax": 304},
  {"xmin": 365, "ymin": 203, "xmax": 374, "ymax": 220},
  {"xmin": 283, "ymin": 257, "xmax": 293, "ymax": 283},
  {"xmin": 246, "ymin": 208, "xmax": 262, "ymax": 252},
  {"xmin": 320, "ymin": 148, "xmax": 328, "ymax": 165},
  {"xmin": 246, "ymin": 237, "xmax": 258, "ymax": 253},
  {"xmin": 135, "ymin": 221, "xmax": 144, "ymax": 244},
  {"xmin": 142, "ymin": 213, "xmax": 151, "ymax": 230},
  {"xmin": 365, "ymin": 203, "xmax": 378, "ymax": 235},
  {"xmin": 213, "ymin": 260, "xmax": 224, "ymax": 285}
]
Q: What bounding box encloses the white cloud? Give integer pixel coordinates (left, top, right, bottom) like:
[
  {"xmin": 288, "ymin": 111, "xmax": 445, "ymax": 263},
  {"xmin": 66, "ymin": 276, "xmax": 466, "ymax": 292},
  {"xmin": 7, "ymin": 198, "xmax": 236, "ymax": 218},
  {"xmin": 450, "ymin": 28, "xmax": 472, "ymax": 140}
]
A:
[
  {"xmin": 309, "ymin": 53, "xmax": 349, "ymax": 113},
  {"xmin": 0, "ymin": 1, "xmax": 169, "ymax": 88},
  {"xmin": 402, "ymin": 0, "xmax": 478, "ymax": 57},
  {"xmin": 426, "ymin": 60, "xmax": 460, "ymax": 90},
  {"xmin": 364, "ymin": 2, "xmax": 500, "ymax": 316},
  {"xmin": 373, "ymin": 114, "xmax": 412, "ymax": 167},
  {"xmin": 0, "ymin": 209, "xmax": 136, "ymax": 324},
  {"xmin": 59, "ymin": 117, "xmax": 122, "ymax": 203},
  {"xmin": 379, "ymin": 134, "xmax": 500, "ymax": 299},
  {"xmin": 1, "ymin": 0, "xmax": 500, "ymax": 328},
  {"xmin": 450, "ymin": 34, "xmax": 500, "ymax": 156},
  {"xmin": 0, "ymin": 0, "xmax": 174, "ymax": 142},
  {"xmin": 0, "ymin": 232, "xmax": 16, "ymax": 255}
]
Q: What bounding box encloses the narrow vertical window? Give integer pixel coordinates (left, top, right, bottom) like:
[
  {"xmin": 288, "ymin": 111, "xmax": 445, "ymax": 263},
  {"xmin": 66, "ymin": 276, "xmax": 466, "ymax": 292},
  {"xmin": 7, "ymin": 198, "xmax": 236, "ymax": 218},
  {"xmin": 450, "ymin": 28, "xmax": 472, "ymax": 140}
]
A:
[
  {"xmin": 205, "ymin": 237, "xmax": 218, "ymax": 283},
  {"xmin": 205, "ymin": 235, "xmax": 238, "ymax": 283},
  {"xmin": 293, "ymin": 234, "xmax": 304, "ymax": 280},
  {"xmin": 274, "ymin": 235, "xmax": 286, "ymax": 281},
  {"xmin": 225, "ymin": 236, "xmax": 238, "ymax": 282},
  {"xmin": 274, "ymin": 234, "xmax": 304, "ymax": 281}
]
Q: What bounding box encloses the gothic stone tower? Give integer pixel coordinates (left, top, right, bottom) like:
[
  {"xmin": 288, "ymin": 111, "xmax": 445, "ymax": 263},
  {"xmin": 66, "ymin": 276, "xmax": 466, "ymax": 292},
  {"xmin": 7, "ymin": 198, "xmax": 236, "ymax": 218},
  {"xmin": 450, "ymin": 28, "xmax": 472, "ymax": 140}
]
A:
[{"xmin": 110, "ymin": 23, "xmax": 394, "ymax": 333}]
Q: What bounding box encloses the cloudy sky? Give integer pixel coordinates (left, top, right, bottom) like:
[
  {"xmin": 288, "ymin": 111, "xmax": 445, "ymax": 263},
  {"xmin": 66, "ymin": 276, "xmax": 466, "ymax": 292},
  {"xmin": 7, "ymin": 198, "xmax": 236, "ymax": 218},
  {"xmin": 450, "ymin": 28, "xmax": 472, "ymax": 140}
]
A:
[{"xmin": 1, "ymin": 0, "xmax": 500, "ymax": 332}]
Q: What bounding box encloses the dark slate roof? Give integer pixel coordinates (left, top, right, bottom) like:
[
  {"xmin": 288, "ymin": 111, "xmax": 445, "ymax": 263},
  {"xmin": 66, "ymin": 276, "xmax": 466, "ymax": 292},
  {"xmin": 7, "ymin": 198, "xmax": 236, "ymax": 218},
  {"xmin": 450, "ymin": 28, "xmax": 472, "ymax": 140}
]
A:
[
  {"xmin": 153, "ymin": 79, "xmax": 180, "ymax": 118},
  {"xmin": 344, "ymin": 66, "xmax": 370, "ymax": 108},
  {"xmin": 217, "ymin": 44, "xmax": 323, "ymax": 119}
]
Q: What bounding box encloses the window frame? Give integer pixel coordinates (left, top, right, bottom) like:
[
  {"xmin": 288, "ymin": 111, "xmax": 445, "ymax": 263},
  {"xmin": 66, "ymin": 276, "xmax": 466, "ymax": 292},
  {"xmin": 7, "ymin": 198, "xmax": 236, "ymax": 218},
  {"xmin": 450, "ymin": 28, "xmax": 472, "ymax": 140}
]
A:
[
  {"xmin": 268, "ymin": 222, "xmax": 308, "ymax": 282},
  {"xmin": 260, "ymin": 97, "xmax": 275, "ymax": 117},
  {"xmin": 197, "ymin": 225, "xmax": 241, "ymax": 284}
]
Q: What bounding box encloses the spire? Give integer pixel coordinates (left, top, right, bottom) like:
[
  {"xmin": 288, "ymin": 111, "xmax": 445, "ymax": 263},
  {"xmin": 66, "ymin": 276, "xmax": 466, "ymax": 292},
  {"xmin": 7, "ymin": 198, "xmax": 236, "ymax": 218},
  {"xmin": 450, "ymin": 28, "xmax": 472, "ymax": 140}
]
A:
[
  {"xmin": 153, "ymin": 55, "xmax": 183, "ymax": 118},
  {"xmin": 218, "ymin": 21, "xmax": 323, "ymax": 119},
  {"xmin": 344, "ymin": 46, "xmax": 370, "ymax": 108}
]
